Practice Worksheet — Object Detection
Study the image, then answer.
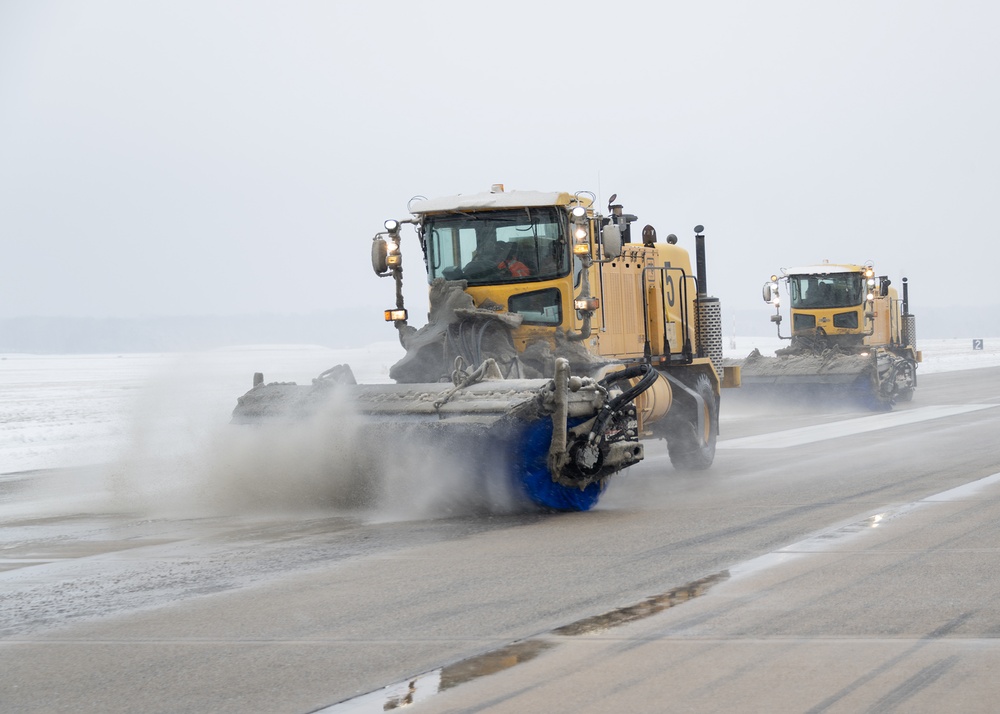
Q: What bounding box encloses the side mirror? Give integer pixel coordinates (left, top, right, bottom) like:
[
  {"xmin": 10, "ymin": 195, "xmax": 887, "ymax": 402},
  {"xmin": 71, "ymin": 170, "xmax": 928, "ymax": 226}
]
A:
[
  {"xmin": 371, "ymin": 238, "xmax": 388, "ymax": 275},
  {"xmin": 762, "ymin": 282, "xmax": 773, "ymax": 303},
  {"xmin": 601, "ymin": 223, "xmax": 622, "ymax": 259}
]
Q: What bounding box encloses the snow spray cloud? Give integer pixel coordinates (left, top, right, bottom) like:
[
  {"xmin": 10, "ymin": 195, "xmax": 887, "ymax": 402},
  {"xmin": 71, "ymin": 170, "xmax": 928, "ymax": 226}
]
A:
[
  {"xmin": 196, "ymin": 396, "xmax": 527, "ymax": 519},
  {"xmin": 104, "ymin": 367, "xmax": 527, "ymax": 520}
]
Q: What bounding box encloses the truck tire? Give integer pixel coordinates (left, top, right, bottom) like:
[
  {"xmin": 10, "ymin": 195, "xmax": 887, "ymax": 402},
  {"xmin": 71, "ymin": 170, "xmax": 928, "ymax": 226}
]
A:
[
  {"xmin": 895, "ymin": 359, "xmax": 917, "ymax": 402},
  {"xmin": 667, "ymin": 373, "xmax": 718, "ymax": 471}
]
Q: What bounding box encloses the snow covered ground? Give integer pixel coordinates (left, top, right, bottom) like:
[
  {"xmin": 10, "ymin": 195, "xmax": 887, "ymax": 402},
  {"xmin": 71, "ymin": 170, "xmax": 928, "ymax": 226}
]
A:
[
  {"xmin": 1, "ymin": 337, "xmax": 998, "ymax": 477},
  {"xmin": 0, "ymin": 342, "xmax": 403, "ymax": 476}
]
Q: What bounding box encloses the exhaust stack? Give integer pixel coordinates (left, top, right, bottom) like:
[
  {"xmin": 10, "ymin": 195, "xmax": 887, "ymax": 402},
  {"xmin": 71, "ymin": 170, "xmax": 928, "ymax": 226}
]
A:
[{"xmin": 695, "ymin": 225, "xmax": 707, "ymax": 297}]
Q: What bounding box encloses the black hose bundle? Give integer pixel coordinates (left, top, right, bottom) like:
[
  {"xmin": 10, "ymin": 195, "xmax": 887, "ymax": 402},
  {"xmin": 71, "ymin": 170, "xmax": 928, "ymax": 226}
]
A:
[{"xmin": 589, "ymin": 364, "xmax": 659, "ymax": 441}]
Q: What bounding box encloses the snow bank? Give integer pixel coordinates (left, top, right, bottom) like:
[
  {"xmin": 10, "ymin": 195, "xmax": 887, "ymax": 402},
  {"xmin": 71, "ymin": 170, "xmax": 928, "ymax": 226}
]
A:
[{"xmin": 1, "ymin": 337, "xmax": 997, "ymax": 477}]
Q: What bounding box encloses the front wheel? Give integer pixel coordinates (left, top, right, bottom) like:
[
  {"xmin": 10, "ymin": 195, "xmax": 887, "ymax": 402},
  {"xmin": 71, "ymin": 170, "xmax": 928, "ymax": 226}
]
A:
[{"xmin": 666, "ymin": 374, "xmax": 719, "ymax": 471}]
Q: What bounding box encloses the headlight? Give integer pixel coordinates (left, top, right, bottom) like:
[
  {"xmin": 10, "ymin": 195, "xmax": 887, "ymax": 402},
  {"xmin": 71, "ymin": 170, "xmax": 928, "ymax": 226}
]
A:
[
  {"xmin": 386, "ymin": 240, "xmax": 401, "ymax": 267},
  {"xmin": 573, "ymin": 222, "xmax": 590, "ymax": 255},
  {"xmin": 384, "ymin": 219, "xmax": 399, "ymax": 232},
  {"xmin": 867, "ymin": 277, "xmax": 875, "ymax": 287},
  {"xmin": 866, "ymin": 292, "xmax": 874, "ymax": 301},
  {"xmin": 571, "ymin": 205, "xmax": 587, "ymax": 219}
]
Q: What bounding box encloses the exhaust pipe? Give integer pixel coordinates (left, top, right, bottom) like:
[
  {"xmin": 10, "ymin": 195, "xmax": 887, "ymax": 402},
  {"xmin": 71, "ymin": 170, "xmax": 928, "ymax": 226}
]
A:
[
  {"xmin": 901, "ymin": 277, "xmax": 917, "ymax": 351},
  {"xmin": 695, "ymin": 225, "xmax": 707, "ymax": 297}
]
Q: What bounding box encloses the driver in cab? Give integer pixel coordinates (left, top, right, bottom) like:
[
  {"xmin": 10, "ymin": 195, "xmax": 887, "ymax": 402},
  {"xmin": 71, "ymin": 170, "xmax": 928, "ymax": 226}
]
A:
[{"xmin": 463, "ymin": 233, "xmax": 531, "ymax": 279}]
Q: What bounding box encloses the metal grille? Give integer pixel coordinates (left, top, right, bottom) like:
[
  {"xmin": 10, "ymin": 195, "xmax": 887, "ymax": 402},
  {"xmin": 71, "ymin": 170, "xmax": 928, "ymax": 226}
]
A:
[
  {"xmin": 902, "ymin": 314, "xmax": 917, "ymax": 349},
  {"xmin": 697, "ymin": 297, "xmax": 723, "ymax": 376}
]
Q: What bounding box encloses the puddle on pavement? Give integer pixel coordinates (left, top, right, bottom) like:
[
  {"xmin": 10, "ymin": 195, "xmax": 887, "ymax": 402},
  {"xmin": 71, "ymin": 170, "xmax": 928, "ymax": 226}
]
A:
[
  {"xmin": 314, "ymin": 572, "xmax": 727, "ymax": 713},
  {"xmin": 551, "ymin": 571, "xmax": 729, "ymax": 636}
]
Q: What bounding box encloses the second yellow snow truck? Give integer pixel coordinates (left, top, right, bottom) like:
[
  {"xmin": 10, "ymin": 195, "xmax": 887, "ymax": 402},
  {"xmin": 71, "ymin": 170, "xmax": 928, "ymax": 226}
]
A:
[{"xmin": 740, "ymin": 260, "xmax": 920, "ymax": 409}]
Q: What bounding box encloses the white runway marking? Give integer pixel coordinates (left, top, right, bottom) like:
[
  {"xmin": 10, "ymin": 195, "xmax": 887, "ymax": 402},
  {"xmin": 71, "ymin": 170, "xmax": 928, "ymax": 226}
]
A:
[
  {"xmin": 725, "ymin": 471, "xmax": 1000, "ymax": 582},
  {"xmin": 717, "ymin": 404, "xmax": 998, "ymax": 450}
]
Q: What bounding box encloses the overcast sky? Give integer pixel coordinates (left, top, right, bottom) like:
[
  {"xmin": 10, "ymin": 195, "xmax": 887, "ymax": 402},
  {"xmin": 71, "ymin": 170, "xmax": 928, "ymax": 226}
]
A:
[{"xmin": 2, "ymin": 1, "xmax": 998, "ymax": 325}]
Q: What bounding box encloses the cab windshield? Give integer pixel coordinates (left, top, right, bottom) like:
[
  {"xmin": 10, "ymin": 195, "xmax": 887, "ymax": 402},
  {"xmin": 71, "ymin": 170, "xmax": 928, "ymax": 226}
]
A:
[
  {"xmin": 423, "ymin": 208, "xmax": 570, "ymax": 285},
  {"xmin": 789, "ymin": 273, "xmax": 865, "ymax": 309}
]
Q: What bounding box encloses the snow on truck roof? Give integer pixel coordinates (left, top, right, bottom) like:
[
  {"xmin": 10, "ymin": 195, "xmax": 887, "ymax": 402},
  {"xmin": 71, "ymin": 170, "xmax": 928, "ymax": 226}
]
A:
[
  {"xmin": 409, "ymin": 190, "xmax": 589, "ymax": 214},
  {"xmin": 785, "ymin": 263, "xmax": 866, "ymax": 275}
]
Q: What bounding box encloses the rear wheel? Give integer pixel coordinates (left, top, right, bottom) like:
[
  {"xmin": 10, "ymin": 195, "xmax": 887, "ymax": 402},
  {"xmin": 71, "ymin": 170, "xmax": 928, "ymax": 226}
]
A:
[
  {"xmin": 895, "ymin": 360, "xmax": 917, "ymax": 402},
  {"xmin": 666, "ymin": 374, "xmax": 719, "ymax": 471},
  {"xmin": 864, "ymin": 374, "xmax": 894, "ymax": 411}
]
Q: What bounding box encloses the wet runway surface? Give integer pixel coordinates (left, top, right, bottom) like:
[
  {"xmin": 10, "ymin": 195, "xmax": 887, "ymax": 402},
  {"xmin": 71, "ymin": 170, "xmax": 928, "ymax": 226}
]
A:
[{"xmin": 2, "ymin": 367, "xmax": 1000, "ymax": 713}]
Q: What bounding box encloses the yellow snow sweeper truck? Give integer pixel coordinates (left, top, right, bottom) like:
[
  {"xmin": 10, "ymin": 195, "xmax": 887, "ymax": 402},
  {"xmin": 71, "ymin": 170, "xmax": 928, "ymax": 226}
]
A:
[{"xmin": 232, "ymin": 185, "xmax": 740, "ymax": 510}]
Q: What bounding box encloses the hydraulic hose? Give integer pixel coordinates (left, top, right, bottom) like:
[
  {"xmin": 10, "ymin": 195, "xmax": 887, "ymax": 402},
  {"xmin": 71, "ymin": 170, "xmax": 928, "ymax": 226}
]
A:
[{"xmin": 589, "ymin": 364, "xmax": 659, "ymax": 442}]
